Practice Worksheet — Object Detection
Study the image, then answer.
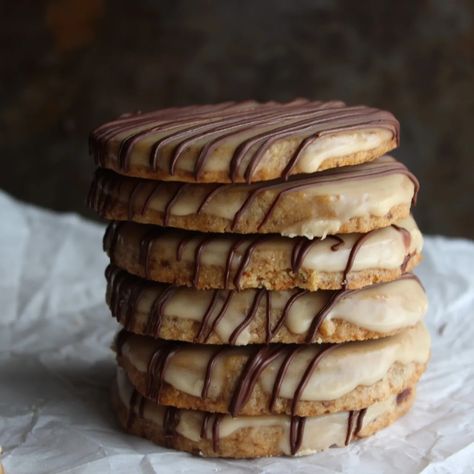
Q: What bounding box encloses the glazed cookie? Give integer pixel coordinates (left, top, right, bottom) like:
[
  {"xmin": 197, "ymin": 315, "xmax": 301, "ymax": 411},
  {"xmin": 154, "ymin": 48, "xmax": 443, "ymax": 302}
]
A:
[
  {"xmin": 115, "ymin": 322, "xmax": 430, "ymax": 417},
  {"xmin": 113, "ymin": 368, "xmax": 416, "ymax": 457},
  {"xmin": 106, "ymin": 267, "xmax": 427, "ymax": 344},
  {"xmin": 90, "ymin": 99, "xmax": 399, "ymax": 184},
  {"xmin": 88, "ymin": 156, "xmax": 418, "ymax": 238},
  {"xmin": 103, "ymin": 215, "xmax": 423, "ymax": 291}
]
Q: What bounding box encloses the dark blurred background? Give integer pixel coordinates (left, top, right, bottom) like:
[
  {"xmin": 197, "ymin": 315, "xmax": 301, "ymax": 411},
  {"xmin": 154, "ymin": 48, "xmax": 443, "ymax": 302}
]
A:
[{"xmin": 1, "ymin": 1, "xmax": 473, "ymax": 237}]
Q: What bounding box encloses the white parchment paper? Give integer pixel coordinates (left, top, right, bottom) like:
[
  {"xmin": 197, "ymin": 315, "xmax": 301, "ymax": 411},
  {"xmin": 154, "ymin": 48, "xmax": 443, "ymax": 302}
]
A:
[{"xmin": 0, "ymin": 190, "xmax": 473, "ymax": 474}]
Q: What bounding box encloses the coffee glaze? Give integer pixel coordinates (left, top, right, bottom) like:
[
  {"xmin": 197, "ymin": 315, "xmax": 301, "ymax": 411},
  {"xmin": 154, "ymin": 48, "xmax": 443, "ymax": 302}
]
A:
[
  {"xmin": 89, "ymin": 99, "xmax": 399, "ymax": 183},
  {"xmin": 115, "ymin": 323, "xmax": 430, "ymax": 416},
  {"xmin": 88, "ymin": 156, "xmax": 418, "ymax": 238},
  {"xmin": 116, "ymin": 369, "xmax": 413, "ymax": 456},
  {"xmin": 102, "ymin": 216, "xmax": 422, "ymax": 291},
  {"xmin": 106, "ymin": 266, "xmax": 427, "ymax": 344}
]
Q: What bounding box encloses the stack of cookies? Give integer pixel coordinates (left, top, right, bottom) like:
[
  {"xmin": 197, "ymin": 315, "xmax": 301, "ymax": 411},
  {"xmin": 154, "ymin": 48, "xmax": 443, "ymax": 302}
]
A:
[{"xmin": 87, "ymin": 100, "xmax": 430, "ymax": 458}]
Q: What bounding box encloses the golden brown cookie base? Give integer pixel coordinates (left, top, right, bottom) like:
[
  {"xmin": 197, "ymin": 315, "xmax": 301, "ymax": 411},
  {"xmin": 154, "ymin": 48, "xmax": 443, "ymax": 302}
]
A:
[
  {"xmin": 101, "ymin": 138, "xmax": 397, "ymax": 184},
  {"xmin": 91, "ymin": 166, "xmax": 412, "ymax": 236},
  {"xmin": 110, "ymin": 236, "xmax": 421, "ymax": 291},
  {"xmin": 115, "ymin": 309, "xmax": 420, "ymax": 345},
  {"xmin": 112, "ymin": 382, "xmax": 416, "ymax": 458},
  {"xmin": 107, "ymin": 266, "xmax": 426, "ymax": 344},
  {"xmin": 117, "ymin": 350, "xmax": 427, "ymax": 417}
]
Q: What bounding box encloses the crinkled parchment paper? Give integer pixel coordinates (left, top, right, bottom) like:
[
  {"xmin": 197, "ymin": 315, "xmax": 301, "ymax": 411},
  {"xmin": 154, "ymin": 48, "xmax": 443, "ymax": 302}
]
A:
[{"xmin": 1, "ymin": 191, "xmax": 473, "ymax": 474}]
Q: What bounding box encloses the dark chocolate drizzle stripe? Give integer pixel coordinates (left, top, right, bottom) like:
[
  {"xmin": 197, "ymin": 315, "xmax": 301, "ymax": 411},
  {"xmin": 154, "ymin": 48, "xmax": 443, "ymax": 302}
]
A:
[
  {"xmin": 268, "ymin": 290, "xmax": 308, "ymax": 341},
  {"xmin": 265, "ymin": 291, "xmax": 272, "ymax": 344},
  {"xmin": 345, "ymin": 408, "xmax": 367, "ymax": 445},
  {"xmin": 146, "ymin": 341, "xmax": 178, "ymax": 401},
  {"xmin": 228, "ymin": 289, "xmax": 266, "ymax": 344},
  {"xmin": 104, "ymin": 216, "xmax": 416, "ymax": 296},
  {"xmin": 124, "ymin": 384, "xmax": 369, "ymax": 455},
  {"xmin": 200, "ymin": 291, "xmax": 233, "ymax": 342},
  {"xmin": 341, "ymin": 230, "xmax": 377, "ymax": 289},
  {"xmin": 146, "ymin": 286, "xmax": 177, "ymax": 337},
  {"xmin": 126, "ymin": 389, "xmax": 145, "ymax": 430},
  {"xmin": 136, "ymin": 338, "xmax": 339, "ymax": 427},
  {"xmin": 193, "ymin": 236, "xmax": 215, "ymax": 287},
  {"xmin": 108, "ymin": 269, "xmax": 421, "ymax": 344},
  {"xmin": 229, "ymin": 346, "xmax": 283, "ymax": 416},
  {"xmin": 105, "ymin": 218, "xmax": 417, "ymax": 339},
  {"xmin": 162, "ymin": 406, "xmax": 180, "ymax": 446},
  {"xmin": 201, "ymin": 347, "xmax": 227, "ymax": 399},
  {"xmin": 89, "ymin": 100, "xmax": 399, "ymax": 182},
  {"xmin": 269, "ymin": 347, "xmax": 303, "ymax": 412},
  {"xmin": 289, "ymin": 416, "xmax": 307, "ymax": 455},
  {"xmin": 90, "ymin": 157, "xmax": 419, "ymax": 233},
  {"xmin": 91, "ymin": 101, "xmax": 244, "ymax": 168},
  {"xmin": 199, "ymin": 413, "xmax": 223, "ymax": 452},
  {"xmin": 138, "ymin": 228, "xmax": 161, "ymax": 279},
  {"xmin": 91, "ymin": 101, "xmax": 285, "ymax": 169},
  {"xmin": 195, "ymin": 290, "xmax": 220, "ymax": 342},
  {"xmin": 290, "ymin": 345, "xmax": 337, "ymax": 416},
  {"xmin": 165, "ymin": 102, "xmax": 336, "ymax": 177},
  {"xmin": 391, "ymin": 223, "xmax": 413, "ymax": 273},
  {"xmin": 114, "ymin": 329, "xmax": 128, "ymax": 357}
]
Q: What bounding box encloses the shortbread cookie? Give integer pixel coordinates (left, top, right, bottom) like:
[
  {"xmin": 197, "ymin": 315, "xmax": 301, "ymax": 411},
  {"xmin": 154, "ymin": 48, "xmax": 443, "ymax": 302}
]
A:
[
  {"xmin": 115, "ymin": 323, "xmax": 430, "ymax": 417},
  {"xmin": 90, "ymin": 99, "xmax": 399, "ymax": 184},
  {"xmin": 103, "ymin": 215, "xmax": 422, "ymax": 291},
  {"xmin": 89, "ymin": 156, "xmax": 418, "ymax": 238},
  {"xmin": 106, "ymin": 267, "xmax": 427, "ymax": 344},
  {"xmin": 113, "ymin": 367, "xmax": 416, "ymax": 457}
]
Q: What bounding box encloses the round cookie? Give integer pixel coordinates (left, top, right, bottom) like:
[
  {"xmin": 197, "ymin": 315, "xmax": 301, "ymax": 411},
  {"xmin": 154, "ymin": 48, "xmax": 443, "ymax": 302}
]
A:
[
  {"xmin": 103, "ymin": 215, "xmax": 423, "ymax": 291},
  {"xmin": 115, "ymin": 323, "xmax": 430, "ymax": 417},
  {"xmin": 88, "ymin": 156, "xmax": 418, "ymax": 238},
  {"xmin": 90, "ymin": 99, "xmax": 399, "ymax": 184},
  {"xmin": 106, "ymin": 267, "xmax": 428, "ymax": 344},
  {"xmin": 113, "ymin": 367, "xmax": 417, "ymax": 458}
]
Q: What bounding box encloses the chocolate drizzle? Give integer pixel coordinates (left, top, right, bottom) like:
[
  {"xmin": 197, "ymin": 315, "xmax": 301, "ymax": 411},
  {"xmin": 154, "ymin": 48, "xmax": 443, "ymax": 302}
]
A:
[
  {"xmin": 145, "ymin": 340, "xmax": 178, "ymax": 401},
  {"xmin": 146, "ymin": 286, "xmax": 176, "ymax": 337},
  {"xmin": 104, "ymin": 217, "xmax": 415, "ymax": 293},
  {"xmin": 289, "ymin": 416, "xmax": 307, "ymax": 454},
  {"xmin": 392, "ymin": 223, "xmax": 413, "ymax": 272},
  {"xmin": 126, "ymin": 389, "xmax": 145, "ymax": 430},
  {"xmin": 140, "ymin": 339, "xmax": 338, "ymax": 455},
  {"xmin": 341, "ymin": 230, "xmax": 377, "ymax": 289},
  {"xmin": 200, "ymin": 413, "xmax": 223, "ymax": 452},
  {"xmin": 229, "ymin": 346, "xmax": 283, "ymax": 416},
  {"xmin": 305, "ymin": 290, "xmax": 346, "ymax": 342},
  {"xmin": 201, "ymin": 347, "xmax": 226, "ymax": 399},
  {"xmin": 102, "ymin": 221, "xmax": 124, "ymax": 265},
  {"xmin": 228, "ymin": 289, "xmax": 266, "ymax": 344},
  {"xmin": 162, "ymin": 406, "xmax": 180, "ymax": 445},
  {"xmin": 106, "ymin": 265, "xmax": 422, "ymax": 344},
  {"xmin": 345, "ymin": 408, "xmax": 367, "ymax": 445},
  {"xmin": 89, "ymin": 157, "xmax": 419, "ymax": 233},
  {"xmin": 89, "ymin": 100, "xmax": 400, "ymax": 183},
  {"xmin": 138, "ymin": 228, "xmax": 160, "ymax": 279},
  {"xmin": 124, "ymin": 384, "xmax": 370, "ymax": 455},
  {"xmin": 104, "ymin": 222, "xmax": 396, "ymax": 289}
]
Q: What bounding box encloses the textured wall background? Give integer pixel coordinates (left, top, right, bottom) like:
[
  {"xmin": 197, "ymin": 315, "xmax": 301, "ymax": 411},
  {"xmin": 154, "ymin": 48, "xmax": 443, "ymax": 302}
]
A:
[{"xmin": 2, "ymin": 0, "xmax": 473, "ymax": 237}]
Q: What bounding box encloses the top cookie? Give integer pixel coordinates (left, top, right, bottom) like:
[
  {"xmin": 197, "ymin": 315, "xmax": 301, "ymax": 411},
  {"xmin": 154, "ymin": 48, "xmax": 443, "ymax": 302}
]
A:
[{"xmin": 89, "ymin": 99, "xmax": 399, "ymax": 183}]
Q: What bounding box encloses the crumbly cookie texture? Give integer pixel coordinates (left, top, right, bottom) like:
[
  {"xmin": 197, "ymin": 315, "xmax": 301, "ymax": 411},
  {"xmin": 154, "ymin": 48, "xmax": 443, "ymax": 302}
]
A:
[
  {"xmin": 106, "ymin": 266, "xmax": 428, "ymax": 345},
  {"xmin": 113, "ymin": 368, "xmax": 416, "ymax": 458},
  {"xmin": 103, "ymin": 216, "xmax": 423, "ymax": 291},
  {"xmin": 90, "ymin": 99, "xmax": 399, "ymax": 184},
  {"xmin": 88, "ymin": 156, "xmax": 417, "ymax": 238},
  {"xmin": 115, "ymin": 323, "xmax": 430, "ymax": 417}
]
